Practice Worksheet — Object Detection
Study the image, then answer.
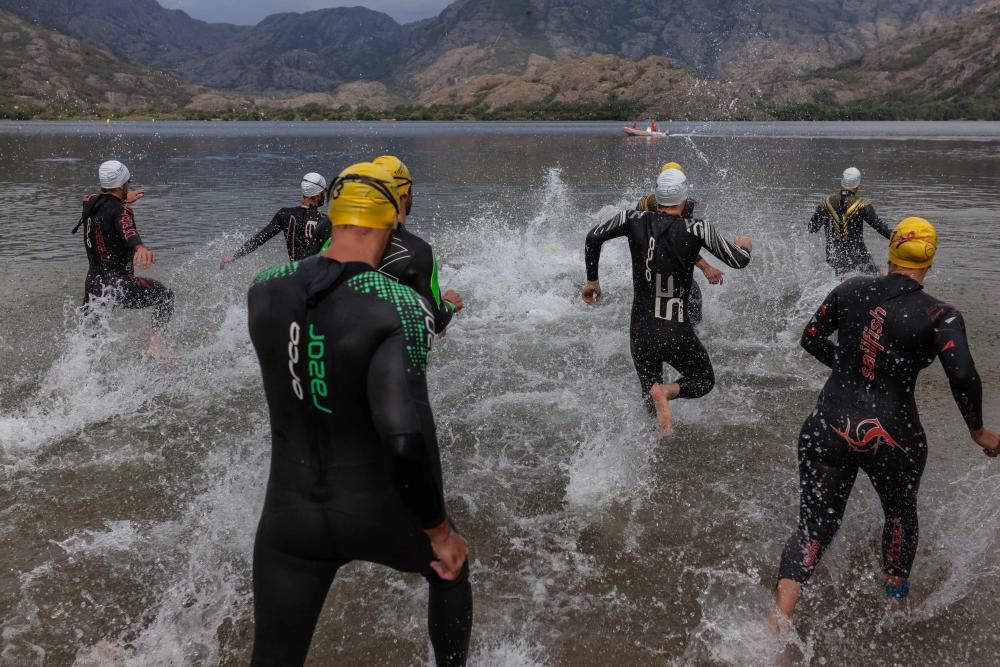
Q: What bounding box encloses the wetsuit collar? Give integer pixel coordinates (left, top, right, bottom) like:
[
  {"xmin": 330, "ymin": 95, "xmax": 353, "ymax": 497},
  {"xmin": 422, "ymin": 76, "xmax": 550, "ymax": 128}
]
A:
[
  {"xmin": 299, "ymin": 256, "xmax": 369, "ymax": 306},
  {"xmin": 883, "ymin": 272, "xmax": 924, "ymax": 299}
]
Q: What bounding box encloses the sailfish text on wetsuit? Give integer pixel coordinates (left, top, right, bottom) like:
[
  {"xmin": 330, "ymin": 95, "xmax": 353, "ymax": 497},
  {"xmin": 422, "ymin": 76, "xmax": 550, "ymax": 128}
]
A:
[
  {"xmin": 861, "ymin": 306, "xmax": 887, "ymax": 380},
  {"xmin": 654, "ymin": 274, "xmax": 684, "ymax": 322},
  {"xmin": 288, "ymin": 322, "xmax": 332, "ymax": 414}
]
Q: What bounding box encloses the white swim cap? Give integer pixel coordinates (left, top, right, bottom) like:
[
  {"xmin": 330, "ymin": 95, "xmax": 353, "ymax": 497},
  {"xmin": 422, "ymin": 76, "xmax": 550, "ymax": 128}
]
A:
[
  {"xmin": 655, "ymin": 168, "xmax": 689, "ymax": 207},
  {"xmin": 842, "ymin": 167, "xmax": 861, "ymax": 189},
  {"xmin": 301, "ymin": 172, "xmax": 327, "ymax": 197},
  {"xmin": 99, "ymin": 160, "xmax": 130, "ymax": 189}
]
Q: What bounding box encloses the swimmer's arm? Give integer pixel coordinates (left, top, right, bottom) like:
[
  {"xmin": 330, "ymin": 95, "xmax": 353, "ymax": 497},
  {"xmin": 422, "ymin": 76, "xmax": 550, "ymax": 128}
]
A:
[
  {"xmin": 934, "ymin": 309, "xmax": 984, "ymax": 432},
  {"xmin": 696, "ymin": 256, "xmax": 724, "ymax": 284},
  {"xmin": 232, "ymin": 213, "xmax": 283, "ymax": 260},
  {"xmin": 808, "ymin": 207, "xmax": 826, "ymax": 233},
  {"xmin": 414, "ymin": 247, "xmax": 454, "ymax": 334},
  {"xmin": 368, "ymin": 331, "xmax": 447, "ymax": 529},
  {"xmin": 585, "ymin": 210, "xmax": 633, "ymax": 282},
  {"xmin": 314, "ymin": 215, "xmax": 332, "ymax": 245},
  {"xmin": 800, "ymin": 289, "xmax": 839, "ymax": 368},
  {"xmin": 689, "ymin": 219, "xmax": 752, "ymax": 269},
  {"xmin": 864, "ymin": 205, "xmax": 893, "ymax": 239}
]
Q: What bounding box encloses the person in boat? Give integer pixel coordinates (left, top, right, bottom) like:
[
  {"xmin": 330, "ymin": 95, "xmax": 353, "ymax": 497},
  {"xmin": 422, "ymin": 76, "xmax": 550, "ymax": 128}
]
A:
[
  {"xmin": 220, "ymin": 173, "xmax": 331, "ymax": 269},
  {"xmin": 75, "ymin": 160, "xmax": 174, "ymax": 357},
  {"xmin": 809, "ymin": 167, "xmax": 892, "ymax": 276},
  {"xmin": 771, "ymin": 217, "xmax": 999, "ymax": 628},
  {"xmin": 582, "ymin": 167, "xmax": 753, "ymax": 435}
]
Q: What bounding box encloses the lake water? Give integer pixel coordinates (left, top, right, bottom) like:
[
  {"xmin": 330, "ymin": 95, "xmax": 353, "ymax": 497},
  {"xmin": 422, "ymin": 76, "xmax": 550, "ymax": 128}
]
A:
[{"xmin": 0, "ymin": 120, "xmax": 999, "ymax": 665}]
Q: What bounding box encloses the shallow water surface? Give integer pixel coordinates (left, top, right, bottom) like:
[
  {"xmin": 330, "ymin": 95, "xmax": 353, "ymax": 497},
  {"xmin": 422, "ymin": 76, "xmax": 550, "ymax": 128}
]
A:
[{"xmin": 0, "ymin": 121, "xmax": 999, "ymax": 665}]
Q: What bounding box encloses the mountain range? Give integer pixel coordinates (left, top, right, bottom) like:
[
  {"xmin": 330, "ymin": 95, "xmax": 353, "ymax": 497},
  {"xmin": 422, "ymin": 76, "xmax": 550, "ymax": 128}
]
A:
[{"xmin": 0, "ymin": 0, "xmax": 997, "ymax": 119}]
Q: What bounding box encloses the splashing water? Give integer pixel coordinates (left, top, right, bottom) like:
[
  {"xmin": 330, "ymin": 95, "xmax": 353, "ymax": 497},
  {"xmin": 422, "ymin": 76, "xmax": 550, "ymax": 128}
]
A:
[{"xmin": 1, "ymin": 122, "xmax": 998, "ymax": 665}]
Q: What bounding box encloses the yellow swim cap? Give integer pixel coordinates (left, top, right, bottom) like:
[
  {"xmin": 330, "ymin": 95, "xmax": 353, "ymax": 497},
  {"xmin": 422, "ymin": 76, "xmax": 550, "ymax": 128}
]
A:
[
  {"xmin": 660, "ymin": 161, "xmax": 684, "ymax": 173},
  {"xmin": 889, "ymin": 217, "xmax": 937, "ymax": 269},
  {"xmin": 372, "ymin": 155, "xmax": 412, "ymax": 197},
  {"xmin": 327, "ymin": 162, "xmax": 400, "ymax": 230}
]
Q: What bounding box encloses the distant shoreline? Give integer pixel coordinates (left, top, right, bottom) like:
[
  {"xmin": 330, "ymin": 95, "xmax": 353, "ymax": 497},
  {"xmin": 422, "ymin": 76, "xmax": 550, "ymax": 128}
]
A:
[{"xmin": 4, "ymin": 98, "xmax": 999, "ymax": 124}]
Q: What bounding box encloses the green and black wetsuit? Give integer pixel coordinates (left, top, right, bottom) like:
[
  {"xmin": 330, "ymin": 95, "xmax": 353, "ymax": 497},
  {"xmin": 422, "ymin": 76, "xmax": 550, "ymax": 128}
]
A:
[
  {"xmin": 247, "ymin": 256, "xmax": 472, "ymax": 667},
  {"xmin": 809, "ymin": 190, "xmax": 892, "ymax": 275},
  {"xmin": 378, "ymin": 225, "xmax": 456, "ymax": 334}
]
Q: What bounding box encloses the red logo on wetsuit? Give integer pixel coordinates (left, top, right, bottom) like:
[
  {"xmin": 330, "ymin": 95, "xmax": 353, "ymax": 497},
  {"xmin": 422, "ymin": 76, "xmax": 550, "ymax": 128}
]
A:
[
  {"xmin": 886, "ymin": 516, "xmax": 904, "ymax": 570},
  {"xmin": 860, "ymin": 306, "xmax": 887, "ymax": 381},
  {"xmin": 832, "ymin": 418, "xmax": 901, "ymax": 454}
]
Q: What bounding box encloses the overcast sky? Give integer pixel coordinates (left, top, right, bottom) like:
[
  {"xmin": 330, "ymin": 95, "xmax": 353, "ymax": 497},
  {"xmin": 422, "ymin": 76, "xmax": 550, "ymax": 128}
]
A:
[{"xmin": 158, "ymin": 0, "xmax": 453, "ymax": 25}]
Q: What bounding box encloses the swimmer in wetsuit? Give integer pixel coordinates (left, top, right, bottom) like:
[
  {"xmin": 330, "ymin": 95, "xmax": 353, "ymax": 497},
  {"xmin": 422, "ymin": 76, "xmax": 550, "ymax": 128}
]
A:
[
  {"xmin": 583, "ymin": 167, "xmax": 753, "ymax": 435},
  {"xmin": 771, "ymin": 217, "xmax": 1000, "ymax": 627},
  {"xmin": 809, "ymin": 167, "xmax": 892, "ymax": 275},
  {"xmin": 75, "ymin": 160, "xmax": 174, "ymax": 357},
  {"xmin": 247, "ymin": 162, "xmax": 472, "ymax": 667},
  {"xmin": 372, "ymin": 155, "xmax": 463, "ymax": 334},
  {"xmin": 636, "ymin": 162, "xmax": 727, "ymax": 326},
  {"xmin": 219, "ymin": 173, "xmax": 330, "ymax": 269},
  {"xmin": 318, "ymin": 156, "xmax": 462, "ymax": 334}
]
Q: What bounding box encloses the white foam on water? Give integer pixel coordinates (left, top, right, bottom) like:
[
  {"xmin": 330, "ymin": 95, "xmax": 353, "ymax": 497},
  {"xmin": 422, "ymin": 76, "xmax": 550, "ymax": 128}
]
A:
[
  {"xmin": 4, "ymin": 135, "xmax": 1000, "ymax": 666},
  {"xmin": 682, "ymin": 567, "xmax": 814, "ymax": 666},
  {"xmin": 0, "ymin": 302, "xmax": 147, "ymax": 456},
  {"xmin": 72, "ymin": 432, "xmax": 266, "ymax": 666}
]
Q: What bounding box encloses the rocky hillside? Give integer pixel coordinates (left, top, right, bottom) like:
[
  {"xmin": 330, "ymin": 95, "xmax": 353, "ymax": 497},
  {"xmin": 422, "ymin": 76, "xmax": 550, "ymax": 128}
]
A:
[
  {"xmin": 0, "ymin": 0, "xmax": 990, "ymax": 94},
  {"xmin": 759, "ymin": 0, "xmax": 1000, "ymax": 118},
  {"xmin": 0, "ymin": 8, "xmax": 211, "ymax": 116},
  {"xmin": 183, "ymin": 8, "xmax": 405, "ymax": 94},
  {"xmin": 398, "ymin": 0, "xmax": 988, "ymax": 84},
  {"xmin": 416, "ymin": 54, "xmax": 763, "ymax": 120},
  {"xmin": 0, "ymin": 0, "xmax": 240, "ymax": 78},
  {"xmin": 1, "ymin": 0, "xmax": 997, "ymax": 120}
]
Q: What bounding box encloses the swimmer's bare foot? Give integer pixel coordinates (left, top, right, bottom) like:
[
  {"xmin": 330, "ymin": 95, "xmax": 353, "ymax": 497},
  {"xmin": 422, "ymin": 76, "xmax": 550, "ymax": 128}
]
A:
[
  {"xmin": 146, "ymin": 331, "xmax": 173, "ymax": 359},
  {"xmin": 768, "ymin": 607, "xmax": 789, "ymax": 634},
  {"xmin": 650, "ymin": 384, "xmax": 673, "ymax": 437},
  {"xmin": 884, "ymin": 576, "xmax": 911, "ymax": 613}
]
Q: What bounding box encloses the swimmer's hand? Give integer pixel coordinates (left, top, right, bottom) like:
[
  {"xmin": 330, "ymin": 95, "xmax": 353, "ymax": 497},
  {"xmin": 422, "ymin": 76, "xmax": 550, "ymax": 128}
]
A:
[
  {"xmin": 735, "ymin": 236, "xmax": 753, "ymax": 252},
  {"xmin": 702, "ymin": 264, "xmax": 725, "ymax": 285},
  {"xmin": 426, "ymin": 520, "xmax": 469, "ymax": 581},
  {"xmin": 219, "ymin": 255, "xmax": 234, "ymax": 271},
  {"xmin": 133, "ymin": 244, "xmax": 156, "ymax": 269},
  {"xmin": 582, "ymin": 280, "xmax": 603, "ymax": 305},
  {"xmin": 125, "ymin": 190, "xmax": 144, "ymax": 205},
  {"xmin": 971, "ymin": 427, "xmax": 1000, "ymax": 458},
  {"xmin": 444, "ymin": 290, "xmax": 464, "ymax": 313}
]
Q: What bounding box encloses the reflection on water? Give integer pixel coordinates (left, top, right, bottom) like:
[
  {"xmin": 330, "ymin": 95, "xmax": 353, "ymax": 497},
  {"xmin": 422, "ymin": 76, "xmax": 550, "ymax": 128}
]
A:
[{"xmin": 0, "ymin": 121, "xmax": 999, "ymax": 665}]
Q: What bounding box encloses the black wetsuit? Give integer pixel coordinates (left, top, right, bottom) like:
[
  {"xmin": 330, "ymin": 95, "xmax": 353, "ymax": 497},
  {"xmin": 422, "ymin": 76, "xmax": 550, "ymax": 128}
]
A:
[
  {"xmin": 636, "ymin": 195, "xmax": 705, "ymax": 325},
  {"xmin": 809, "ymin": 191, "xmax": 892, "ymax": 275},
  {"xmin": 78, "ymin": 193, "xmax": 173, "ymax": 328},
  {"xmin": 233, "ymin": 205, "xmax": 331, "ymax": 262},
  {"xmin": 585, "ymin": 211, "xmax": 752, "ymax": 409},
  {"xmin": 379, "ymin": 225, "xmax": 455, "ymax": 334},
  {"xmin": 779, "ymin": 274, "xmax": 984, "ymax": 585},
  {"xmin": 247, "ymin": 257, "xmax": 472, "ymax": 667}
]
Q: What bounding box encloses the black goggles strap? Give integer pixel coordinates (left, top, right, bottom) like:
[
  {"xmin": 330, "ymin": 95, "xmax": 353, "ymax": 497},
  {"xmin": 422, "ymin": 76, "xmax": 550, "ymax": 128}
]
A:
[{"xmin": 328, "ymin": 174, "xmax": 399, "ymax": 213}]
